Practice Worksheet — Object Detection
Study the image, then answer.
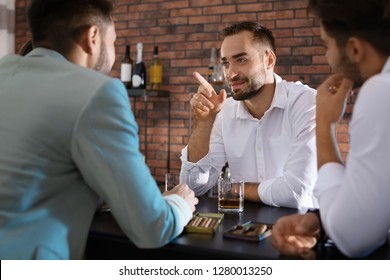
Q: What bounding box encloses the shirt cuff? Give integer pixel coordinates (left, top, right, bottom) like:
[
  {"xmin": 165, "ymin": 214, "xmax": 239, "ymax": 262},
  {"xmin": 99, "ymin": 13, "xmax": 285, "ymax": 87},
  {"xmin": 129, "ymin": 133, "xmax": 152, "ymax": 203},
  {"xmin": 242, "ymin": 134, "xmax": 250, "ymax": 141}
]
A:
[
  {"xmin": 180, "ymin": 145, "xmax": 214, "ymax": 173},
  {"xmin": 163, "ymin": 194, "xmax": 193, "ymax": 232},
  {"xmin": 314, "ymin": 162, "xmax": 345, "ymax": 197}
]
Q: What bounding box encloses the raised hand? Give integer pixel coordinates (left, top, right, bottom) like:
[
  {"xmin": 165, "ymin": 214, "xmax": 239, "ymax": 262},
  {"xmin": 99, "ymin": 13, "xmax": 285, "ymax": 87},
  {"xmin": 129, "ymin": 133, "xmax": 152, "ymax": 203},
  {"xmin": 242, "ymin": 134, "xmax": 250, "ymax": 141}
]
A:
[
  {"xmin": 190, "ymin": 71, "xmax": 227, "ymax": 121},
  {"xmin": 316, "ymin": 74, "xmax": 354, "ymax": 125}
]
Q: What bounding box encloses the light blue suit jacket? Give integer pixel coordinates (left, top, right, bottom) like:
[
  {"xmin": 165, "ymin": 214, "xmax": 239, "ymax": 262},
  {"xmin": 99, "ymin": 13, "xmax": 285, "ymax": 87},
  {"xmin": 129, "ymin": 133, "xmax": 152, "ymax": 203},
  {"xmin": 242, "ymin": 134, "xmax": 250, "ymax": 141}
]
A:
[{"xmin": 0, "ymin": 48, "xmax": 191, "ymax": 259}]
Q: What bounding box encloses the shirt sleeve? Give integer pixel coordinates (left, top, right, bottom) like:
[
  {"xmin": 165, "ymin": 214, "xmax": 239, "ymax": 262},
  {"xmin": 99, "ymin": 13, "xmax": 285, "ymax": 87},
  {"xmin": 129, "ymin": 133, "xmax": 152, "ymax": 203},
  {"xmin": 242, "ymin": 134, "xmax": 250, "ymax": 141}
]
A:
[
  {"xmin": 259, "ymin": 89, "xmax": 318, "ymax": 208},
  {"xmin": 71, "ymin": 79, "xmax": 192, "ymax": 248},
  {"xmin": 180, "ymin": 113, "xmax": 227, "ymax": 196},
  {"xmin": 314, "ymin": 77, "xmax": 390, "ymax": 258}
]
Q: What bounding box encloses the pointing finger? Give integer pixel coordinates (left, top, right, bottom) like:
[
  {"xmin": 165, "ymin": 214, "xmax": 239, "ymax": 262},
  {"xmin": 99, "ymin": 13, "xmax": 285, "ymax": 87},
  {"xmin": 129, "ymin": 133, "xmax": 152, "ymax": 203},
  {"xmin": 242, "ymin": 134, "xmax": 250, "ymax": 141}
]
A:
[{"xmin": 193, "ymin": 71, "xmax": 215, "ymax": 98}]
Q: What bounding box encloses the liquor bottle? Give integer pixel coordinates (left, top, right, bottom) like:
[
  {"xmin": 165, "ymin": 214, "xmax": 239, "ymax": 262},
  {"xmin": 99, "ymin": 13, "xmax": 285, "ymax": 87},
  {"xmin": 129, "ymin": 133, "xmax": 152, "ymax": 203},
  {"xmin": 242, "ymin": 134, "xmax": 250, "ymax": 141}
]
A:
[
  {"xmin": 132, "ymin": 42, "xmax": 146, "ymax": 89},
  {"xmin": 213, "ymin": 48, "xmax": 225, "ymax": 87},
  {"xmin": 206, "ymin": 47, "xmax": 217, "ymax": 83},
  {"xmin": 150, "ymin": 46, "xmax": 162, "ymax": 90},
  {"xmin": 120, "ymin": 44, "xmax": 133, "ymax": 89}
]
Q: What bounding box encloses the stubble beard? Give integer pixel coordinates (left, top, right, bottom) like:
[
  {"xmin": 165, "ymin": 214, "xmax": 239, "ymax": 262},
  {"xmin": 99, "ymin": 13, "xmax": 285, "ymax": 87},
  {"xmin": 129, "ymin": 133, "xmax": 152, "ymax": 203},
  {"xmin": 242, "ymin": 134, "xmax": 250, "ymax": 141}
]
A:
[
  {"xmin": 336, "ymin": 50, "xmax": 363, "ymax": 88},
  {"xmin": 231, "ymin": 76, "xmax": 266, "ymax": 101},
  {"xmin": 94, "ymin": 42, "xmax": 111, "ymax": 75}
]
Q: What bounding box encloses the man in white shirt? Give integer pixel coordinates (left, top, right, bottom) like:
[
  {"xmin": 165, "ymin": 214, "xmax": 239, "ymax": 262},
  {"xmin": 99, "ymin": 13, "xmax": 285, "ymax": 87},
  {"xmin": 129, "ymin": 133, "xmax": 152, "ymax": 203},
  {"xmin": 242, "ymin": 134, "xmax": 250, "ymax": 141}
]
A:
[
  {"xmin": 272, "ymin": 0, "xmax": 390, "ymax": 258},
  {"xmin": 181, "ymin": 22, "xmax": 317, "ymax": 209}
]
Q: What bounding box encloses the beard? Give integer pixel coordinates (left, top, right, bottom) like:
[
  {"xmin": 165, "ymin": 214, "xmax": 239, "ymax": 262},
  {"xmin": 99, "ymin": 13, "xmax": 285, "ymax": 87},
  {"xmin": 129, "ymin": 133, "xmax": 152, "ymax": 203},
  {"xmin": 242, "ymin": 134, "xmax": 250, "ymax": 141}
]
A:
[
  {"xmin": 334, "ymin": 50, "xmax": 363, "ymax": 88},
  {"xmin": 94, "ymin": 41, "xmax": 112, "ymax": 75},
  {"xmin": 230, "ymin": 73, "xmax": 267, "ymax": 101}
]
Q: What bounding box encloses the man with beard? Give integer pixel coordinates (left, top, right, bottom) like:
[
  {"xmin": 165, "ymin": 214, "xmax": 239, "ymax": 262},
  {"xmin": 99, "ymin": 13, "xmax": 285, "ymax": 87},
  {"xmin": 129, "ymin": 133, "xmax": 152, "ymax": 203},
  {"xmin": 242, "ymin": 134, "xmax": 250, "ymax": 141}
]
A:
[
  {"xmin": 272, "ymin": 0, "xmax": 390, "ymax": 258},
  {"xmin": 181, "ymin": 22, "xmax": 317, "ymax": 209},
  {"xmin": 0, "ymin": 0, "xmax": 198, "ymax": 259}
]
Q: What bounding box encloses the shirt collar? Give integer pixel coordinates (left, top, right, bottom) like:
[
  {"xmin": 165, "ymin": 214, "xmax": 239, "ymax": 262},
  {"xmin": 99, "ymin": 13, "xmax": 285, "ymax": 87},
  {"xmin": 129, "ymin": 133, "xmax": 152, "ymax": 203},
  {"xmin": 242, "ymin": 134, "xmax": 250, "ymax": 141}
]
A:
[
  {"xmin": 235, "ymin": 73, "xmax": 287, "ymax": 119},
  {"xmin": 271, "ymin": 73, "xmax": 287, "ymax": 110},
  {"xmin": 27, "ymin": 47, "xmax": 68, "ymax": 62},
  {"xmin": 382, "ymin": 56, "xmax": 390, "ymax": 73}
]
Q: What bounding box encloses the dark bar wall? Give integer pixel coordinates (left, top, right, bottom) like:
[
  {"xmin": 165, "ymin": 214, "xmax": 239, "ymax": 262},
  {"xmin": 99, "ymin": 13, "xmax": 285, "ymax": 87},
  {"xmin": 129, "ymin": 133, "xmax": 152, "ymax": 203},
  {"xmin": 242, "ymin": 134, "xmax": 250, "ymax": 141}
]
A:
[{"xmin": 14, "ymin": 0, "xmax": 353, "ymax": 183}]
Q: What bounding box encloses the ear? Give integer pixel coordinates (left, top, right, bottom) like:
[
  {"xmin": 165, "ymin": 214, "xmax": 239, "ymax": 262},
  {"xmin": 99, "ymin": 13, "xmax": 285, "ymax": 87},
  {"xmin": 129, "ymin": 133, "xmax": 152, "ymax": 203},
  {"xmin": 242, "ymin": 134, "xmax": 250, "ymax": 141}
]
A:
[
  {"xmin": 346, "ymin": 37, "xmax": 364, "ymax": 64},
  {"xmin": 265, "ymin": 50, "xmax": 276, "ymax": 69},
  {"xmin": 79, "ymin": 25, "xmax": 101, "ymax": 55}
]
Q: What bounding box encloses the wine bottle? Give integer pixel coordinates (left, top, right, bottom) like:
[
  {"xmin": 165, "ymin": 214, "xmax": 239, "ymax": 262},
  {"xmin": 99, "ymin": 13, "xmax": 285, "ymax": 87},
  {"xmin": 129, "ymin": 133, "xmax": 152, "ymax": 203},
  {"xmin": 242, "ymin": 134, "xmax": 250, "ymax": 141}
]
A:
[
  {"xmin": 120, "ymin": 44, "xmax": 133, "ymax": 89},
  {"xmin": 132, "ymin": 42, "xmax": 146, "ymax": 89},
  {"xmin": 150, "ymin": 46, "xmax": 162, "ymax": 90},
  {"xmin": 206, "ymin": 47, "xmax": 217, "ymax": 83}
]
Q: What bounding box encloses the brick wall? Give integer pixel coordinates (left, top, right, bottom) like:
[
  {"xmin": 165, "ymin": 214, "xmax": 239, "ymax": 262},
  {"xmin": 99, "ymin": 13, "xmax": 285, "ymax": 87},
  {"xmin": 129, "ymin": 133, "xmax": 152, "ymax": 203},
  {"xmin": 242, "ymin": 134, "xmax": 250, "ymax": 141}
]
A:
[{"xmin": 14, "ymin": 0, "xmax": 352, "ymax": 183}]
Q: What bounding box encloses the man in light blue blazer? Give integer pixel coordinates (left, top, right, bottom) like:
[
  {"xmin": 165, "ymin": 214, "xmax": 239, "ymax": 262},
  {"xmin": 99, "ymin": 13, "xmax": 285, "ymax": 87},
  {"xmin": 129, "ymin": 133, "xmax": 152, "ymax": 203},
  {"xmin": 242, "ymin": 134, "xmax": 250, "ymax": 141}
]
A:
[{"xmin": 0, "ymin": 0, "xmax": 198, "ymax": 259}]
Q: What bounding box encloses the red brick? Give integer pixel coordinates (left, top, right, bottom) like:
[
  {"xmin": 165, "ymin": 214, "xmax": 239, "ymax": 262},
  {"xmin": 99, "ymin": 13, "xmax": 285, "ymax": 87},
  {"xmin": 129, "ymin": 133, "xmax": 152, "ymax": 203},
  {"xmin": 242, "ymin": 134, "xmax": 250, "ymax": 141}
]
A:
[
  {"xmin": 277, "ymin": 18, "xmax": 313, "ymax": 28},
  {"xmin": 239, "ymin": 3, "xmax": 273, "ymax": 12},
  {"xmin": 293, "ymin": 46, "xmax": 327, "ymax": 56},
  {"xmin": 158, "ymin": 17, "xmax": 189, "ymax": 26},
  {"xmin": 190, "ymin": 0, "xmax": 223, "ymax": 7},
  {"xmin": 189, "ymin": 15, "xmax": 222, "ymax": 25},
  {"xmin": 273, "ymin": 29, "xmax": 294, "ymax": 38},
  {"xmin": 292, "ymin": 65, "xmax": 331, "ymax": 74},
  {"xmin": 312, "ymin": 55, "xmax": 328, "ymax": 64},
  {"xmin": 222, "ymin": 13, "xmax": 257, "ymax": 23},
  {"xmin": 259, "ymin": 10, "xmax": 294, "ymax": 21},
  {"xmin": 337, "ymin": 124, "xmax": 350, "ymax": 133},
  {"xmin": 275, "ymin": 47, "xmax": 292, "ymax": 55},
  {"xmin": 337, "ymin": 133, "xmax": 350, "ymax": 143},
  {"xmin": 338, "ymin": 143, "xmax": 351, "ymax": 154},
  {"xmin": 274, "ymin": 1, "xmax": 307, "ymax": 10},
  {"xmin": 295, "ymin": 9, "xmax": 310, "ymax": 18},
  {"xmin": 160, "ymin": 1, "xmax": 189, "ymax": 9},
  {"xmin": 170, "ymin": 8, "xmax": 202, "ymax": 17},
  {"xmin": 158, "ymin": 33, "xmax": 186, "ymax": 42},
  {"xmin": 277, "ymin": 37, "xmax": 313, "ymax": 47},
  {"xmin": 205, "ymin": 5, "xmax": 236, "ymax": 15},
  {"xmin": 293, "ymin": 27, "xmax": 321, "ymax": 37}
]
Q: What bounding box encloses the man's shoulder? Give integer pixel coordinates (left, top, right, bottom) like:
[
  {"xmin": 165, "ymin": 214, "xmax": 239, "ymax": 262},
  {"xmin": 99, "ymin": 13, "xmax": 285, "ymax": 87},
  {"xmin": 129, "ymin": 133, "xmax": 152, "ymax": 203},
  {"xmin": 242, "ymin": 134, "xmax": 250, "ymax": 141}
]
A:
[
  {"xmin": 56, "ymin": 57, "xmax": 113, "ymax": 84},
  {"xmin": 279, "ymin": 79, "xmax": 316, "ymax": 107},
  {"xmin": 26, "ymin": 48, "xmax": 117, "ymax": 86},
  {"xmin": 281, "ymin": 79, "xmax": 316, "ymax": 95},
  {"xmin": 76, "ymin": 67, "xmax": 118, "ymax": 88},
  {"xmin": 52, "ymin": 57, "xmax": 123, "ymax": 95},
  {"xmin": 275, "ymin": 79, "xmax": 317, "ymax": 115}
]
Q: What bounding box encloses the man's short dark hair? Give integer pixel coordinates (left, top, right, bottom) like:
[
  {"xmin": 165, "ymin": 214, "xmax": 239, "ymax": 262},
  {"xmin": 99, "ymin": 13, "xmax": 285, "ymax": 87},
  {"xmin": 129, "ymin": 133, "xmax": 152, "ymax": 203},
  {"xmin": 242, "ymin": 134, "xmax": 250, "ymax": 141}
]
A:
[
  {"xmin": 27, "ymin": 0, "xmax": 115, "ymax": 55},
  {"xmin": 220, "ymin": 21, "xmax": 276, "ymax": 53},
  {"xmin": 307, "ymin": 0, "xmax": 390, "ymax": 56}
]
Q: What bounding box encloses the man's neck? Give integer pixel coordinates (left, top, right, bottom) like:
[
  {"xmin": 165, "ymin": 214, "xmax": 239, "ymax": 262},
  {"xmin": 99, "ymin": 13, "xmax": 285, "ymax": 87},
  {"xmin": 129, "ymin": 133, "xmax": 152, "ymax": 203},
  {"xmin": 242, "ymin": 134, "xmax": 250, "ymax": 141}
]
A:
[
  {"xmin": 360, "ymin": 43, "xmax": 389, "ymax": 81},
  {"xmin": 244, "ymin": 79, "xmax": 276, "ymax": 120}
]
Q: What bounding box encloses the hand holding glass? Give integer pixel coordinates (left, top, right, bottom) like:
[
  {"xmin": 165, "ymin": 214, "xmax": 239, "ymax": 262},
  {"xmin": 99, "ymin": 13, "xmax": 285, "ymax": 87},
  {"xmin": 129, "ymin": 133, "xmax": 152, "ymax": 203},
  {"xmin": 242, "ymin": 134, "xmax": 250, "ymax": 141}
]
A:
[{"xmin": 165, "ymin": 173, "xmax": 188, "ymax": 191}]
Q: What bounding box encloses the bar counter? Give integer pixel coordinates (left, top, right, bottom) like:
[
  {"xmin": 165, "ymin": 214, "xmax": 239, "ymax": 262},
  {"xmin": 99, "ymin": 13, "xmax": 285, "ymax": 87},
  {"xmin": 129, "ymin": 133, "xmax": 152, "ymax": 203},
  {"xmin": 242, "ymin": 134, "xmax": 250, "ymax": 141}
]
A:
[{"xmin": 85, "ymin": 196, "xmax": 390, "ymax": 260}]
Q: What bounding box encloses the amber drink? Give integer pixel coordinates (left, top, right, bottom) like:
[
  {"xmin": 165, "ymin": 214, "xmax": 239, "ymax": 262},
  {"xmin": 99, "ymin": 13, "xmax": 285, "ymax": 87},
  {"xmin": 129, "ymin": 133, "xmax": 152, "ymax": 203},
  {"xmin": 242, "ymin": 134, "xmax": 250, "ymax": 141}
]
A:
[{"xmin": 218, "ymin": 178, "xmax": 244, "ymax": 212}]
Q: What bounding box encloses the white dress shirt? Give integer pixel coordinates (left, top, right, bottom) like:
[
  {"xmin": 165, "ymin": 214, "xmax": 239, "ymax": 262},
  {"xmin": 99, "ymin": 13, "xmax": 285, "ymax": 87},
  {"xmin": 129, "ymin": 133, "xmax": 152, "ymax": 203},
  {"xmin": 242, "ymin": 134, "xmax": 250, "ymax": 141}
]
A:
[
  {"xmin": 315, "ymin": 57, "xmax": 390, "ymax": 258},
  {"xmin": 181, "ymin": 75, "xmax": 318, "ymax": 208}
]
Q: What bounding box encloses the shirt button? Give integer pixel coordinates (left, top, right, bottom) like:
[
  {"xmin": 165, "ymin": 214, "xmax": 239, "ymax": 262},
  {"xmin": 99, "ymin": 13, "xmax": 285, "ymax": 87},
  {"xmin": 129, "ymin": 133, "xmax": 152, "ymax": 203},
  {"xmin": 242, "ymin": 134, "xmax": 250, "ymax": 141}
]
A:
[
  {"xmin": 259, "ymin": 176, "xmax": 264, "ymax": 180},
  {"xmin": 257, "ymin": 146, "xmax": 262, "ymax": 151}
]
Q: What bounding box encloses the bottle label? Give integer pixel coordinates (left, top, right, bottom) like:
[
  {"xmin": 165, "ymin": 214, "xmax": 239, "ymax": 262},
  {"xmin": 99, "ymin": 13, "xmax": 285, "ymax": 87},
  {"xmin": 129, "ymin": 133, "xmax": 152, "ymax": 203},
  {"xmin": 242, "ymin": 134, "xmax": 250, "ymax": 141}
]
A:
[
  {"xmin": 132, "ymin": 74, "xmax": 142, "ymax": 87},
  {"xmin": 121, "ymin": 64, "xmax": 132, "ymax": 82}
]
